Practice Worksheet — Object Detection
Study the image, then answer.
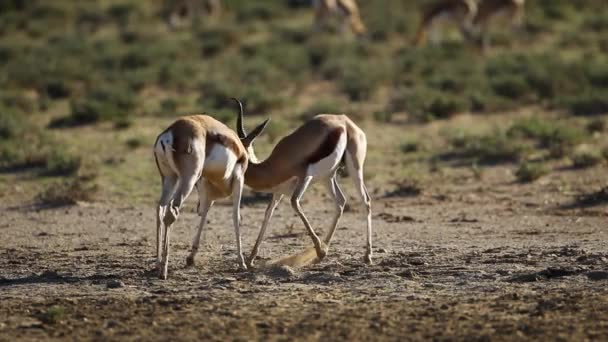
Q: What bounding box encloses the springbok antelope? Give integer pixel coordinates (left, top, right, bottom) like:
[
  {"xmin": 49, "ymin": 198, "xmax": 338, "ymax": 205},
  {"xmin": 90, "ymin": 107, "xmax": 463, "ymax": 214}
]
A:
[
  {"xmin": 413, "ymin": 0, "xmax": 478, "ymax": 46},
  {"xmin": 313, "ymin": 0, "xmax": 367, "ymax": 38},
  {"xmin": 232, "ymin": 100, "xmax": 373, "ymax": 267},
  {"xmin": 162, "ymin": 0, "xmax": 222, "ymax": 30},
  {"xmin": 153, "ymin": 113, "xmax": 266, "ymax": 279},
  {"xmin": 472, "ymin": 0, "xmax": 526, "ymax": 49}
]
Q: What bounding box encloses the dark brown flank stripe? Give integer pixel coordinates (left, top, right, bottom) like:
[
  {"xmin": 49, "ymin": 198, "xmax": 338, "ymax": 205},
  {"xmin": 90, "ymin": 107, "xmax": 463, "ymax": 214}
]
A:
[{"xmin": 307, "ymin": 127, "xmax": 345, "ymax": 165}]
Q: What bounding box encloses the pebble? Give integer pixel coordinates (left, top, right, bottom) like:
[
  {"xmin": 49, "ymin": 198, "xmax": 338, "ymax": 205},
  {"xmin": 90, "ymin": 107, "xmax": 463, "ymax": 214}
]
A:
[{"xmin": 106, "ymin": 280, "xmax": 125, "ymax": 289}]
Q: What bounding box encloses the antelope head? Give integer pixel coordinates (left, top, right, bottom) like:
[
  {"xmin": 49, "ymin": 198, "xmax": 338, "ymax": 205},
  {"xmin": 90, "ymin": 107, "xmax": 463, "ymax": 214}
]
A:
[{"xmin": 232, "ymin": 98, "xmax": 270, "ymax": 163}]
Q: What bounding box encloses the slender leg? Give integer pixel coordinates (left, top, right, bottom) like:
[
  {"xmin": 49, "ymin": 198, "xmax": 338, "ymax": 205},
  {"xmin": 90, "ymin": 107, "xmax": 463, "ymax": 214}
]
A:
[
  {"xmin": 186, "ymin": 180, "xmax": 213, "ymax": 267},
  {"xmin": 291, "ymin": 176, "xmax": 327, "ymax": 260},
  {"xmin": 352, "ymin": 171, "xmax": 372, "ymax": 264},
  {"xmin": 159, "ymin": 158, "xmax": 203, "ymax": 279},
  {"xmin": 322, "ymin": 175, "xmax": 347, "ymax": 246},
  {"xmin": 232, "ymin": 167, "xmax": 247, "ymax": 270},
  {"xmin": 157, "ymin": 176, "xmax": 177, "ymax": 268},
  {"xmin": 247, "ymin": 193, "xmax": 283, "ymax": 267}
]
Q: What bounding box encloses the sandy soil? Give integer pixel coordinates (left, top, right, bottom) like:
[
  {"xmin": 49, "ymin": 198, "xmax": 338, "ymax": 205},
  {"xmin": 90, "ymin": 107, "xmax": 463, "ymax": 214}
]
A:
[{"xmin": 1, "ymin": 165, "xmax": 607, "ymax": 341}]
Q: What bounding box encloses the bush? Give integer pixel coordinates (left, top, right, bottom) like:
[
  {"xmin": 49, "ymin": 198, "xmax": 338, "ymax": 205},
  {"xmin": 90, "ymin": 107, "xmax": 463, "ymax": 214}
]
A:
[
  {"xmin": 508, "ymin": 117, "xmax": 584, "ymax": 155},
  {"xmin": 515, "ymin": 162, "xmax": 549, "ymax": 183},
  {"xmin": 300, "ymin": 100, "xmax": 342, "ymax": 121},
  {"xmin": 491, "ymin": 76, "xmax": 531, "ymax": 100},
  {"xmin": 236, "ymin": 2, "xmax": 279, "ymax": 22},
  {"xmin": 37, "ymin": 176, "xmax": 98, "ymax": 207},
  {"xmin": 51, "ymin": 86, "xmax": 136, "ymax": 127},
  {"xmin": 197, "ymin": 27, "xmax": 238, "ymax": 57},
  {"xmin": 451, "ymin": 129, "xmax": 528, "ymax": 164},
  {"xmin": 586, "ymin": 119, "xmax": 605, "ymax": 133},
  {"xmin": 40, "ymin": 306, "xmax": 65, "ymax": 325},
  {"xmin": 44, "ymin": 148, "xmax": 81, "ymax": 176},
  {"xmin": 570, "ymin": 147, "xmax": 603, "ymax": 168},
  {"xmin": 562, "ymin": 91, "xmax": 608, "ymax": 116},
  {"xmin": 45, "ymin": 80, "xmax": 70, "ymax": 99},
  {"xmin": 0, "ymin": 112, "xmax": 24, "ymax": 140}
]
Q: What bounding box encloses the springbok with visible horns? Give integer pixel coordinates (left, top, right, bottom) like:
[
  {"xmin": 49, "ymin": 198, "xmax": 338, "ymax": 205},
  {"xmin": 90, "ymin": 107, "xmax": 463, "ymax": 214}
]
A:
[
  {"xmin": 313, "ymin": 0, "xmax": 367, "ymax": 38},
  {"xmin": 233, "ymin": 99, "xmax": 373, "ymax": 267},
  {"xmin": 153, "ymin": 112, "xmax": 266, "ymax": 279},
  {"xmin": 413, "ymin": 0, "xmax": 478, "ymax": 46}
]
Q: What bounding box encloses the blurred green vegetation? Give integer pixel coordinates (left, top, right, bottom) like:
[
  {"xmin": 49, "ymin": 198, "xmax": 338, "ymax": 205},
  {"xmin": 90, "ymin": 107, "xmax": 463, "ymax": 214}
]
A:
[{"xmin": 0, "ymin": 0, "xmax": 607, "ymax": 204}]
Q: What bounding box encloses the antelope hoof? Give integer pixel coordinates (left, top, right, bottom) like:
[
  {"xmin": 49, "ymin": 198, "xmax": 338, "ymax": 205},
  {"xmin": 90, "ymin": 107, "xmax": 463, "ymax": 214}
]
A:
[
  {"xmin": 246, "ymin": 256, "xmax": 255, "ymax": 269},
  {"xmin": 239, "ymin": 261, "xmax": 248, "ymax": 271},
  {"xmin": 158, "ymin": 268, "xmax": 168, "ymax": 280},
  {"xmin": 185, "ymin": 255, "xmax": 195, "ymax": 267},
  {"xmin": 364, "ymin": 254, "xmax": 373, "ymax": 265},
  {"xmin": 316, "ymin": 245, "xmax": 328, "ymax": 260}
]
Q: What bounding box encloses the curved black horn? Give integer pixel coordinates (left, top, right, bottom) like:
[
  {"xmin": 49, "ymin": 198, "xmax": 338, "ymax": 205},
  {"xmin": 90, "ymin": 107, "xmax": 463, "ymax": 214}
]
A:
[{"xmin": 231, "ymin": 97, "xmax": 246, "ymax": 138}]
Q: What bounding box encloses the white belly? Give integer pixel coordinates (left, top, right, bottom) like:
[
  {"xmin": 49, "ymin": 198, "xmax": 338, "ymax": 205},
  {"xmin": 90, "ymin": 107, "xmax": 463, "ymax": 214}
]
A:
[
  {"xmin": 306, "ymin": 133, "xmax": 347, "ymax": 178},
  {"xmin": 205, "ymin": 144, "xmax": 237, "ymax": 181}
]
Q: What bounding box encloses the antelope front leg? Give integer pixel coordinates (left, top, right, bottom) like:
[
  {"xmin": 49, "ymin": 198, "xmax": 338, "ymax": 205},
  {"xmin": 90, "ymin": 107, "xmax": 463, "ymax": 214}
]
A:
[
  {"xmin": 247, "ymin": 193, "xmax": 283, "ymax": 268},
  {"xmin": 232, "ymin": 169, "xmax": 247, "ymax": 270},
  {"xmin": 322, "ymin": 176, "xmax": 346, "ymax": 246},
  {"xmin": 291, "ymin": 176, "xmax": 327, "ymax": 260}
]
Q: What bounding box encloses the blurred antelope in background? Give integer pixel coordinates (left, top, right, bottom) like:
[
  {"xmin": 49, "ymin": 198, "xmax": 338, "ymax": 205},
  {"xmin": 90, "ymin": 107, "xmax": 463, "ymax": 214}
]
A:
[
  {"xmin": 414, "ymin": 0, "xmax": 478, "ymax": 46},
  {"xmin": 232, "ymin": 99, "xmax": 373, "ymax": 268},
  {"xmin": 153, "ymin": 113, "xmax": 265, "ymax": 279},
  {"xmin": 472, "ymin": 0, "xmax": 526, "ymax": 49},
  {"xmin": 313, "ymin": 0, "xmax": 367, "ymax": 38},
  {"xmin": 162, "ymin": 0, "xmax": 222, "ymax": 30}
]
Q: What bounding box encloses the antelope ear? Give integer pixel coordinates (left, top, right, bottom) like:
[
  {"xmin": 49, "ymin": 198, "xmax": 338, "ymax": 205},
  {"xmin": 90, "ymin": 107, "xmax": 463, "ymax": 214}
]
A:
[{"xmin": 242, "ymin": 118, "xmax": 270, "ymax": 147}]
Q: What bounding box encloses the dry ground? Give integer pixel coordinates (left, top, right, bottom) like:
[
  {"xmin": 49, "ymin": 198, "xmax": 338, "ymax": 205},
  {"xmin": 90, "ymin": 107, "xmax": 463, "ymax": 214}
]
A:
[{"xmin": 1, "ymin": 159, "xmax": 607, "ymax": 341}]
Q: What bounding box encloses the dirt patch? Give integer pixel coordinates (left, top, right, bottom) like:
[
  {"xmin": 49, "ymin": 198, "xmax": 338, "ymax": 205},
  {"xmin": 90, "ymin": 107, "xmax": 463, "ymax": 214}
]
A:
[{"xmin": 1, "ymin": 189, "xmax": 607, "ymax": 340}]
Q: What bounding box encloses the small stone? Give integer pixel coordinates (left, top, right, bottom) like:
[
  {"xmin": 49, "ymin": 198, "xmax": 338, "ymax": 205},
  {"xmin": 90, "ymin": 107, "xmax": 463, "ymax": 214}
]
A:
[
  {"xmin": 106, "ymin": 280, "xmax": 125, "ymax": 289},
  {"xmin": 267, "ymin": 265, "xmax": 296, "ymax": 279}
]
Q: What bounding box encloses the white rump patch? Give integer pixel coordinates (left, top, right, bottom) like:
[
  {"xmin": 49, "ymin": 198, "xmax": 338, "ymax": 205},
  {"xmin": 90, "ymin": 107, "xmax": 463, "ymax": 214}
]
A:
[
  {"xmin": 306, "ymin": 132, "xmax": 347, "ymax": 178},
  {"xmin": 154, "ymin": 130, "xmax": 177, "ymax": 175}
]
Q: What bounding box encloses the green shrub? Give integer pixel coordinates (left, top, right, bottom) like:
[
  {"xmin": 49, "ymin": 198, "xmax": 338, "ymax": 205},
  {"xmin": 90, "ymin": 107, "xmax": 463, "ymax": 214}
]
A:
[
  {"xmin": 427, "ymin": 95, "xmax": 469, "ymax": 119},
  {"xmin": 37, "ymin": 176, "xmax": 98, "ymax": 207},
  {"xmin": 300, "ymin": 100, "xmax": 342, "ymax": 121},
  {"xmin": 45, "ymin": 80, "xmax": 70, "ymax": 99},
  {"xmin": 373, "ymin": 111, "xmax": 393, "ymax": 123},
  {"xmin": 126, "ymin": 137, "xmax": 144, "ymax": 149},
  {"xmin": 51, "ymin": 86, "xmax": 136, "ymax": 127},
  {"xmin": 44, "ymin": 148, "xmax": 81, "ymax": 176},
  {"xmin": 40, "ymin": 306, "xmax": 65, "ymax": 324},
  {"xmin": 508, "ymin": 117, "xmax": 584, "ymax": 154},
  {"xmin": 587, "ymin": 119, "xmax": 605, "ymax": 133},
  {"xmin": 571, "ymin": 147, "xmax": 603, "ymax": 168},
  {"xmin": 491, "ymin": 76, "xmax": 531, "ymax": 100},
  {"xmin": 197, "ymin": 27, "xmax": 238, "ymax": 57},
  {"xmin": 450, "ymin": 129, "xmax": 528, "ymax": 164},
  {"xmin": 561, "ymin": 91, "xmax": 608, "ymax": 116},
  {"xmin": 0, "ymin": 112, "xmax": 24, "ymax": 140},
  {"xmin": 515, "ymin": 162, "xmax": 549, "ymax": 183},
  {"xmin": 160, "ymin": 98, "xmax": 179, "ymax": 114},
  {"xmin": 401, "ymin": 141, "xmax": 420, "ymax": 153},
  {"xmin": 236, "ymin": 2, "xmax": 279, "ymax": 22}
]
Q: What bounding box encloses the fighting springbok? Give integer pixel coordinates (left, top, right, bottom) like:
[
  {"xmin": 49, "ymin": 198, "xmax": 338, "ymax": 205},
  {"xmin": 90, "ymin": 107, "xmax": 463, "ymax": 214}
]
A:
[
  {"xmin": 153, "ymin": 113, "xmax": 265, "ymax": 279},
  {"xmin": 232, "ymin": 100, "xmax": 373, "ymax": 267},
  {"xmin": 472, "ymin": 0, "xmax": 526, "ymax": 49},
  {"xmin": 413, "ymin": 0, "xmax": 478, "ymax": 46},
  {"xmin": 313, "ymin": 0, "xmax": 367, "ymax": 38}
]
